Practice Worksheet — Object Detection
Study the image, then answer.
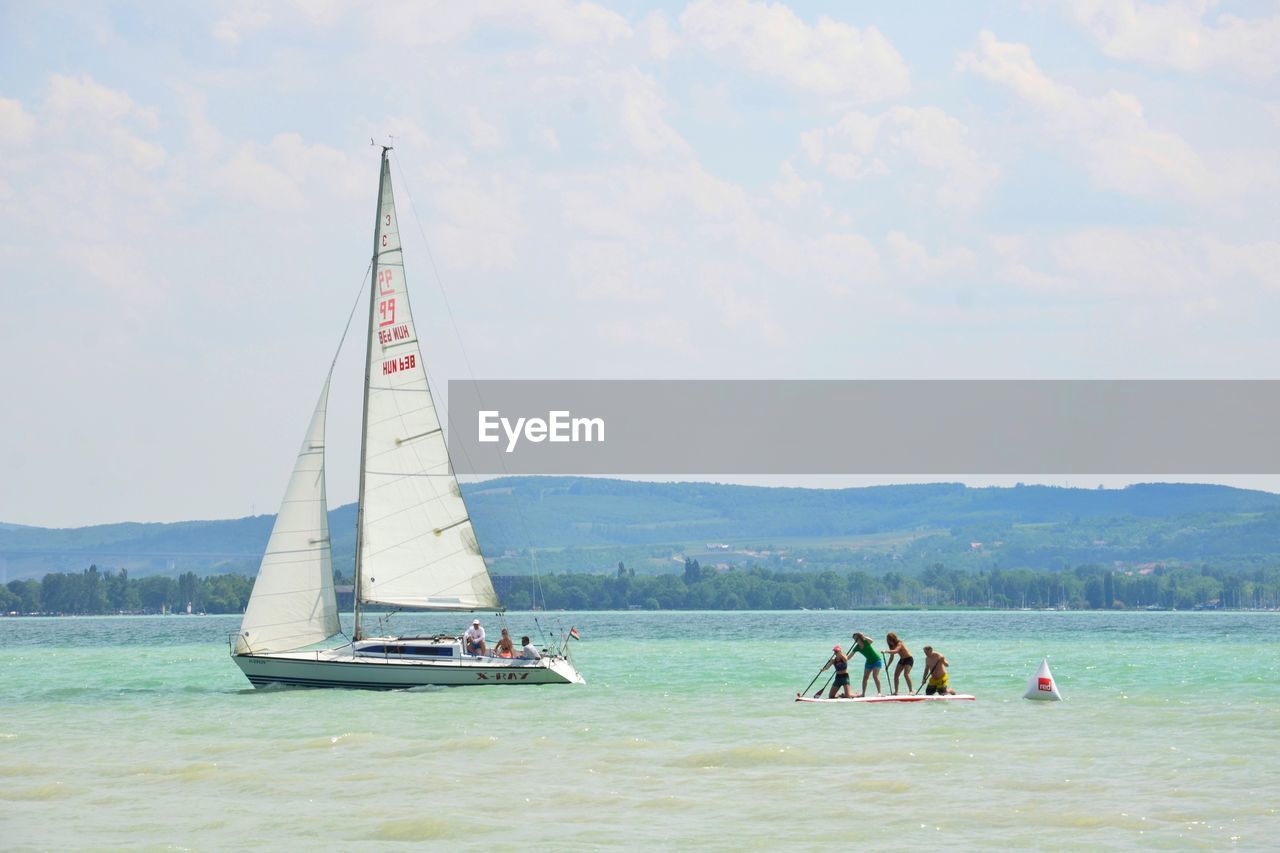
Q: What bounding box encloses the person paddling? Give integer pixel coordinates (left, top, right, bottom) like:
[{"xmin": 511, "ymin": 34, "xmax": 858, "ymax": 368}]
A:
[
  {"xmin": 921, "ymin": 646, "xmax": 956, "ymax": 695},
  {"xmin": 883, "ymin": 632, "xmax": 914, "ymax": 695},
  {"xmin": 818, "ymin": 645, "xmax": 854, "ymax": 698},
  {"xmin": 849, "ymin": 632, "xmax": 884, "ymax": 697}
]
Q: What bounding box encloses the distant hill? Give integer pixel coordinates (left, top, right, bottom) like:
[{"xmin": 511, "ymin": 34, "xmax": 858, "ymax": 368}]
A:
[{"xmin": 3, "ymin": 478, "xmax": 1280, "ymax": 581}]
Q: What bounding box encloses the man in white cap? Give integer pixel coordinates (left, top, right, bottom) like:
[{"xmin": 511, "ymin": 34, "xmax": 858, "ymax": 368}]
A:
[{"xmin": 463, "ymin": 618, "xmax": 486, "ymax": 656}]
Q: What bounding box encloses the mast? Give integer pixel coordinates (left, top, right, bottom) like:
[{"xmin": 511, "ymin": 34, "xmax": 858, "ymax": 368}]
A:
[{"xmin": 352, "ymin": 145, "xmax": 392, "ymax": 641}]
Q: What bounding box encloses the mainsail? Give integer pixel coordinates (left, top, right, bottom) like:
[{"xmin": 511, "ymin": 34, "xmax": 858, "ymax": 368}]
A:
[
  {"xmin": 235, "ymin": 380, "xmax": 340, "ymax": 653},
  {"xmin": 355, "ymin": 156, "xmax": 499, "ymax": 612}
]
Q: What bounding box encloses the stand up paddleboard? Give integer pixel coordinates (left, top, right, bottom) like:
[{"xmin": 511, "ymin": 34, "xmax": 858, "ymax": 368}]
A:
[{"xmin": 796, "ymin": 694, "xmax": 975, "ymax": 703}]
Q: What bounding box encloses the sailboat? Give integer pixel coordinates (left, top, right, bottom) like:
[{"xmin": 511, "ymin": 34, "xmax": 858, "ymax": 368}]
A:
[{"xmin": 229, "ymin": 147, "xmax": 584, "ymax": 689}]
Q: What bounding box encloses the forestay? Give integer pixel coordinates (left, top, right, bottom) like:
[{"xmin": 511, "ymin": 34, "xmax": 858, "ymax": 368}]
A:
[
  {"xmin": 235, "ymin": 381, "xmax": 340, "ymax": 653},
  {"xmin": 356, "ymin": 157, "xmax": 499, "ymax": 612}
]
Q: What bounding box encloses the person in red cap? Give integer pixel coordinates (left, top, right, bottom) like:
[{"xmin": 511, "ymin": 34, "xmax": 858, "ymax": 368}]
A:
[{"xmin": 818, "ymin": 644, "xmax": 853, "ymax": 698}]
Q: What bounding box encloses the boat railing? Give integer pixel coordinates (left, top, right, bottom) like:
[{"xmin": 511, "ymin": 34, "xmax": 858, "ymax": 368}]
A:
[{"xmin": 227, "ymin": 633, "xmax": 338, "ymax": 661}]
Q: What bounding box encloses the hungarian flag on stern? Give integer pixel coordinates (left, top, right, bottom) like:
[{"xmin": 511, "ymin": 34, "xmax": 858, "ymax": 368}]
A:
[{"xmin": 568, "ymin": 627, "xmax": 581, "ymax": 641}]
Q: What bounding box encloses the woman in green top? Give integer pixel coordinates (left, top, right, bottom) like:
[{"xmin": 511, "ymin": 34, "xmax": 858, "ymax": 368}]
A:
[{"xmin": 850, "ymin": 632, "xmax": 883, "ymax": 697}]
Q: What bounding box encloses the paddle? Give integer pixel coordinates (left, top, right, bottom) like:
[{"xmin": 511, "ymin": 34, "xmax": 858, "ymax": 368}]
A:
[
  {"xmin": 798, "ymin": 654, "xmax": 835, "ymax": 698},
  {"xmin": 915, "ymin": 661, "xmax": 935, "ymax": 696}
]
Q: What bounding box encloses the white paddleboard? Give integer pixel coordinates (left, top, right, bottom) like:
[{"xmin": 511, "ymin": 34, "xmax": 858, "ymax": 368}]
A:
[{"xmin": 796, "ymin": 693, "xmax": 975, "ymax": 703}]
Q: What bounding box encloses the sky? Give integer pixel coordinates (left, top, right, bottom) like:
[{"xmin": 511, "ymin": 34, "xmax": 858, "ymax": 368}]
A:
[{"xmin": 1, "ymin": 0, "xmax": 1279, "ymax": 528}]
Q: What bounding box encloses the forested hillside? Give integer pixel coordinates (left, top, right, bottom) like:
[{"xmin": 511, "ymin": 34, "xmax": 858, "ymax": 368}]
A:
[{"xmin": 4, "ymin": 479, "xmax": 1280, "ymax": 581}]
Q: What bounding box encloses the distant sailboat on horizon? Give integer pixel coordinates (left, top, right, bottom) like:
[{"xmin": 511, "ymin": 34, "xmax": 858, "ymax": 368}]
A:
[{"xmin": 229, "ymin": 147, "xmax": 583, "ymax": 689}]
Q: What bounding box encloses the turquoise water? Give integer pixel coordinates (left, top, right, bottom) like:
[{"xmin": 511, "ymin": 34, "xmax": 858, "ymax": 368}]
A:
[{"xmin": 2, "ymin": 611, "xmax": 1278, "ymax": 849}]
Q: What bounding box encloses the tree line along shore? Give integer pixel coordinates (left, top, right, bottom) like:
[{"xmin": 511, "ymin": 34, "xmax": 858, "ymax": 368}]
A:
[{"xmin": 5, "ymin": 559, "xmax": 1280, "ymax": 616}]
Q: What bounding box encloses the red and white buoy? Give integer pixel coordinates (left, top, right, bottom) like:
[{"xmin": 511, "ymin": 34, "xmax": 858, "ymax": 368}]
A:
[{"xmin": 1023, "ymin": 657, "xmax": 1062, "ymax": 701}]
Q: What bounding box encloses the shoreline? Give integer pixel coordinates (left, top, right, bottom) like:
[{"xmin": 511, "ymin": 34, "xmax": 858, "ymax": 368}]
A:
[{"xmin": 6, "ymin": 605, "xmax": 1279, "ymax": 618}]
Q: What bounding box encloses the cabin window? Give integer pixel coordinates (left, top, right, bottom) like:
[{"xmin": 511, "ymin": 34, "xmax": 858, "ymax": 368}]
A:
[{"xmin": 357, "ymin": 644, "xmax": 452, "ymax": 657}]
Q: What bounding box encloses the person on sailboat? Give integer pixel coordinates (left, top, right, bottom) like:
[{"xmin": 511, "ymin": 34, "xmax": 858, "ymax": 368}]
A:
[
  {"xmin": 493, "ymin": 628, "xmax": 515, "ymax": 658},
  {"xmin": 520, "ymin": 636, "xmax": 541, "ymax": 660},
  {"xmin": 921, "ymin": 646, "xmax": 956, "ymax": 695},
  {"xmin": 849, "ymin": 632, "xmax": 883, "ymax": 697},
  {"xmin": 464, "ymin": 619, "xmax": 487, "ymax": 656},
  {"xmin": 883, "ymin": 632, "xmax": 915, "ymax": 695},
  {"xmin": 818, "ymin": 645, "xmax": 853, "ymax": 699}
]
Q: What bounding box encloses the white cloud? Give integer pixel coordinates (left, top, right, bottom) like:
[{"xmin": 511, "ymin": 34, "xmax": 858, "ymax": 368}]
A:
[
  {"xmin": 616, "ymin": 72, "xmax": 693, "ymax": 159},
  {"xmin": 593, "ymin": 315, "xmax": 698, "ymax": 356},
  {"xmin": 801, "ymin": 111, "xmax": 882, "ymax": 180},
  {"xmin": 702, "ymin": 277, "xmax": 787, "ymax": 343},
  {"xmin": 46, "ymin": 73, "xmax": 155, "ymax": 128},
  {"xmin": 562, "ymin": 185, "xmax": 643, "ymax": 242},
  {"xmin": 992, "ymin": 236, "xmax": 1075, "ymax": 293},
  {"xmin": 213, "ymin": 0, "xmax": 359, "ymax": 45},
  {"xmin": 466, "ymin": 108, "xmax": 503, "ymax": 148},
  {"xmin": 0, "ymin": 77, "xmax": 191, "ymax": 327},
  {"xmin": 641, "ymin": 10, "xmax": 680, "ymax": 61},
  {"xmin": 174, "ymin": 87, "xmax": 225, "ymax": 165},
  {"xmin": 42, "ymin": 74, "xmax": 165, "ymax": 171},
  {"xmin": 215, "ymin": 134, "xmax": 359, "ymax": 211},
  {"xmin": 521, "ymin": 0, "xmax": 632, "ymax": 44},
  {"xmin": 798, "ymin": 232, "xmax": 881, "ymax": 294},
  {"xmin": 0, "ymin": 97, "xmax": 36, "ymax": 149},
  {"xmin": 567, "ymin": 239, "xmax": 662, "ymax": 303},
  {"xmin": 959, "ymin": 31, "xmax": 1213, "ymax": 201},
  {"xmin": 366, "ymin": 0, "xmax": 631, "ymax": 47},
  {"xmin": 1202, "ymin": 236, "xmax": 1280, "ymax": 287},
  {"xmin": 801, "ymin": 106, "xmax": 998, "ymax": 211},
  {"xmin": 534, "ymin": 127, "xmax": 561, "ymax": 152},
  {"xmin": 993, "ymin": 228, "xmax": 1280, "ymax": 298},
  {"xmin": 1050, "ymin": 229, "xmax": 1206, "ymax": 296},
  {"xmin": 65, "ymin": 243, "xmax": 151, "ymax": 300},
  {"xmin": 1062, "ymin": 0, "xmax": 1280, "ymax": 76},
  {"xmin": 680, "ymin": 0, "xmax": 910, "ymax": 102},
  {"xmin": 212, "ymin": 6, "xmax": 271, "ymax": 46},
  {"xmin": 770, "ymin": 160, "xmax": 824, "ymax": 207},
  {"xmin": 886, "ymin": 231, "xmax": 977, "ymax": 280},
  {"xmin": 426, "ymin": 177, "xmax": 526, "ymax": 273}
]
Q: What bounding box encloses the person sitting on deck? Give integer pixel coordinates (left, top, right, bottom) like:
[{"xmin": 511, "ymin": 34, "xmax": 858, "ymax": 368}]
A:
[
  {"xmin": 463, "ymin": 619, "xmax": 486, "ymax": 656},
  {"xmin": 520, "ymin": 636, "xmax": 542, "ymax": 660},
  {"xmin": 493, "ymin": 628, "xmax": 515, "ymax": 658}
]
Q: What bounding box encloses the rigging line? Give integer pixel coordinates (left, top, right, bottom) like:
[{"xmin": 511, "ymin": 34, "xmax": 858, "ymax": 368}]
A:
[
  {"xmin": 391, "ymin": 153, "xmax": 547, "ymax": 610},
  {"xmin": 332, "ymin": 259, "xmax": 373, "ymax": 630},
  {"xmin": 332, "ymin": 260, "xmax": 373, "ymax": 376}
]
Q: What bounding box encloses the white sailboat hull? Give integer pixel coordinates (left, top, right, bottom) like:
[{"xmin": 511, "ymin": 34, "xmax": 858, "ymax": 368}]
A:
[{"xmin": 233, "ymin": 645, "xmax": 585, "ymax": 689}]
